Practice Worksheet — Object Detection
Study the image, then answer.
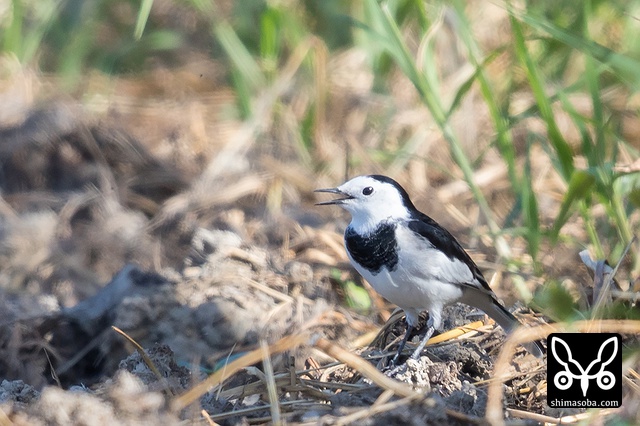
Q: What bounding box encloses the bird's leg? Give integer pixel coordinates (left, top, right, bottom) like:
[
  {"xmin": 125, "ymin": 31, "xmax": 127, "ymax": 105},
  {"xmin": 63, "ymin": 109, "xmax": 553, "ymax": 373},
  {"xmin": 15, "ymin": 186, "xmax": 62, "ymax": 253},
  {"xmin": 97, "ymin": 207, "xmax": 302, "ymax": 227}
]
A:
[
  {"xmin": 410, "ymin": 317, "xmax": 435, "ymax": 360},
  {"xmin": 390, "ymin": 322, "xmax": 414, "ymax": 366}
]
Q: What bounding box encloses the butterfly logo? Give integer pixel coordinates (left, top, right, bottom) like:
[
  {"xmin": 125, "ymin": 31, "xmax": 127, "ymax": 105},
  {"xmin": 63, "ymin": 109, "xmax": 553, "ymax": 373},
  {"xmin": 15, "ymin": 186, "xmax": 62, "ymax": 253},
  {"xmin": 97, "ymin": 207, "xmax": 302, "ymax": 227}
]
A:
[{"xmin": 551, "ymin": 335, "xmax": 618, "ymax": 397}]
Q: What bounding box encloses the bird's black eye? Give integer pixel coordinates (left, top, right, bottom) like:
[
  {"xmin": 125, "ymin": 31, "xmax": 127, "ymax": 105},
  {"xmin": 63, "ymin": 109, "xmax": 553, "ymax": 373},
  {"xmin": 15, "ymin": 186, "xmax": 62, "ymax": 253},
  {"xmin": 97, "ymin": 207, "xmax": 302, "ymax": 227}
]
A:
[{"xmin": 362, "ymin": 186, "xmax": 374, "ymax": 196}]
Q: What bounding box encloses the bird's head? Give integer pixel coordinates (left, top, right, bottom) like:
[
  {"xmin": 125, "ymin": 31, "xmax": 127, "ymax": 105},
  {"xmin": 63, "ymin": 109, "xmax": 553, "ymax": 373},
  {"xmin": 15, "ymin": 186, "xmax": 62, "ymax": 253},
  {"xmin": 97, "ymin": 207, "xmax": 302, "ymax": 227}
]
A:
[{"xmin": 315, "ymin": 175, "xmax": 415, "ymax": 232}]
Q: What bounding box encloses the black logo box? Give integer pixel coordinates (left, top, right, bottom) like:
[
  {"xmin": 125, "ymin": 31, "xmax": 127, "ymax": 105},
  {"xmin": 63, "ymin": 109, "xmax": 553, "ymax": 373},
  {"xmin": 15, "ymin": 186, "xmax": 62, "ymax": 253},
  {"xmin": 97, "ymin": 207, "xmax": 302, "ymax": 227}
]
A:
[{"xmin": 547, "ymin": 333, "xmax": 622, "ymax": 407}]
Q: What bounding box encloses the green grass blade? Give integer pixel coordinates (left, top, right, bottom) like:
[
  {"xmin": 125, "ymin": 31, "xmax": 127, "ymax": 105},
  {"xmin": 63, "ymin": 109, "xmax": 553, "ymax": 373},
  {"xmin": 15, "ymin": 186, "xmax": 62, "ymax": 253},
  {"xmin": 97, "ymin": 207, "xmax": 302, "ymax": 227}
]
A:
[
  {"xmin": 373, "ymin": 2, "xmax": 434, "ymax": 106},
  {"xmin": 509, "ymin": 4, "xmax": 640, "ymax": 91},
  {"xmin": 214, "ymin": 21, "xmax": 266, "ymax": 93},
  {"xmin": 450, "ymin": 1, "xmax": 520, "ymax": 190},
  {"xmin": 582, "ymin": 0, "xmax": 606, "ymax": 167},
  {"xmin": 532, "ymin": 280, "xmax": 580, "ymax": 322},
  {"xmin": 551, "ymin": 169, "xmax": 596, "ymax": 240},
  {"xmin": 12, "ymin": 0, "xmax": 59, "ymax": 65},
  {"xmin": 509, "ymin": 12, "xmax": 574, "ymax": 182},
  {"xmin": 260, "ymin": 7, "xmax": 281, "ymax": 77},
  {"xmin": 443, "ymin": 49, "xmax": 501, "ymax": 121},
  {"xmin": 357, "ymin": 0, "xmax": 511, "ymax": 257},
  {"xmin": 134, "ymin": 0, "xmax": 154, "ymax": 40},
  {"xmin": 4, "ymin": 0, "xmax": 23, "ymax": 57},
  {"xmin": 522, "ymin": 141, "xmax": 540, "ymax": 261}
]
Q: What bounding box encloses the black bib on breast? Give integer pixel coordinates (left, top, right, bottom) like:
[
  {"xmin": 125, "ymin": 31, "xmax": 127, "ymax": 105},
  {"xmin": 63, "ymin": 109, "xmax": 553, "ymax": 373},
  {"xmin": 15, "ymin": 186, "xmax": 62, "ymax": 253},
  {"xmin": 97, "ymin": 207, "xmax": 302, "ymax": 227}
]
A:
[{"xmin": 345, "ymin": 222, "xmax": 398, "ymax": 274}]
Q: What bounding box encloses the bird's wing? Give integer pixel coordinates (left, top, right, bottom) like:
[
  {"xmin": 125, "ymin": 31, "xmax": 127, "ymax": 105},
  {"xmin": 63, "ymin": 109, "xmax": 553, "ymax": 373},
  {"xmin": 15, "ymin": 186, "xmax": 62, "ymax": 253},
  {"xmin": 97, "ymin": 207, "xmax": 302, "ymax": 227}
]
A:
[{"xmin": 406, "ymin": 214, "xmax": 495, "ymax": 295}]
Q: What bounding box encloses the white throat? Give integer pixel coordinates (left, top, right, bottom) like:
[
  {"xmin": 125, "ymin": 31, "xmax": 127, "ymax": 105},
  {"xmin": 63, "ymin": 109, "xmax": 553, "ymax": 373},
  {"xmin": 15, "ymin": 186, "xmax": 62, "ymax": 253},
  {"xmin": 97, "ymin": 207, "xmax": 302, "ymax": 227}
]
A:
[{"xmin": 345, "ymin": 202, "xmax": 410, "ymax": 235}]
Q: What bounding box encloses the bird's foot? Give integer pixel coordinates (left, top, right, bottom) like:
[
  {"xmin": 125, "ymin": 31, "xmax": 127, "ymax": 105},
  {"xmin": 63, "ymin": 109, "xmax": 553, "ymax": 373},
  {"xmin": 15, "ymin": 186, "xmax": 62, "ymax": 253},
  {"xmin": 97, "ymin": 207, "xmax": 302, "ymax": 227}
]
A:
[
  {"xmin": 409, "ymin": 325, "xmax": 435, "ymax": 360},
  {"xmin": 389, "ymin": 352, "xmax": 402, "ymax": 367},
  {"xmin": 384, "ymin": 323, "xmax": 414, "ymax": 368}
]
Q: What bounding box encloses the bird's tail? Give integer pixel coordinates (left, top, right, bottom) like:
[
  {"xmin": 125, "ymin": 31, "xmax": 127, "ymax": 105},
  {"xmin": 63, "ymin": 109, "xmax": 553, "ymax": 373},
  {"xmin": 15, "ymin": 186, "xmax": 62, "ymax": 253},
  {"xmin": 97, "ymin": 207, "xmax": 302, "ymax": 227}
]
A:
[{"xmin": 480, "ymin": 297, "xmax": 545, "ymax": 358}]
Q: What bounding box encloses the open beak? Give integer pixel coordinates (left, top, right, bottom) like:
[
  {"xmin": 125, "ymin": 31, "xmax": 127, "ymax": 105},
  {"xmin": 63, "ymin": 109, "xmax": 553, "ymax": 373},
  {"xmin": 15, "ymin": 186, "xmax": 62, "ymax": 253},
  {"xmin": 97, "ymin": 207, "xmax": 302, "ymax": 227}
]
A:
[{"xmin": 314, "ymin": 187, "xmax": 353, "ymax": 205}]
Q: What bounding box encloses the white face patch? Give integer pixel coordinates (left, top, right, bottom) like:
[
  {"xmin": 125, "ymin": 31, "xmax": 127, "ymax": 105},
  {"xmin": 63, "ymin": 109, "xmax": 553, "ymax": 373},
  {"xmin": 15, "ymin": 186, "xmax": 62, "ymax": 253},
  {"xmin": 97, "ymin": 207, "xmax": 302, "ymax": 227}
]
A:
[{"xmin": 336, "ymin": 176, "xmax": 411, "ymax": 233}]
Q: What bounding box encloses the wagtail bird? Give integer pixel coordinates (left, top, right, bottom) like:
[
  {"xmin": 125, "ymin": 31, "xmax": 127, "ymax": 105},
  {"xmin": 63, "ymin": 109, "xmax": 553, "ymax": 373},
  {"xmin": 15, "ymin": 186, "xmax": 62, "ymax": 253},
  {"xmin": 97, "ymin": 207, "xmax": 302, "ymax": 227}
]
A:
[{"xmin": 316, "ymin": 174, "xmax": 544, "ymax": 365}]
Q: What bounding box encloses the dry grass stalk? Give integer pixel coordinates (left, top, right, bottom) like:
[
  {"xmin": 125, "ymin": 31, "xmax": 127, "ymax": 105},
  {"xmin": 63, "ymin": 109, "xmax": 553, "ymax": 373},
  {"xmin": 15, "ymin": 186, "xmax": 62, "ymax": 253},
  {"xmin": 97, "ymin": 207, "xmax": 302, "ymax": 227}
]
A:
[
  {"xmin": 239, "ymin": 276, "xmax": 295, "ymax": 304},
  {"xmin": 172, "ymin": 332, "xmax": 311, "ymax": 411},
  {"xmin": 333, "ymin": 393, "xmax": 423, "ymax": 426},
  {"xmin": 313, "ymin": 337, "xmax": 486, "ymax": 424},
  {"xmin": 625, "ymin": 368, "xmax": 640, "ymax": 395},
  {"xmin": 313, "ymin": 337, "xmax": 424, "ymax": 399},
  {"xmin": 205, "ymin": 400, "xmax": 331, "ymax": 423},
  {"xmin": 201, "ymin": 408, "xmax": 219, "ymax": 426},
  {"xmin": 349, "ymin": 330, "xmax": 381, "ymax": 349},
  {"xmin": 370, "ymin": 307, "xmax": 491, "ymax": 357},
  {"xmin": 260, "ymin": 339, "xmax": 282, "ymax": 426},
  {"xmin": 424, "ymin": 320, "xmax": 485, "ymax": 345},
  {"xmin": 214, "ymin": 372, "xmax": 335, "ymax": 402},
  {"xmin": 111, "ymin": 326, "xmax": 175, "ymax": 397}
]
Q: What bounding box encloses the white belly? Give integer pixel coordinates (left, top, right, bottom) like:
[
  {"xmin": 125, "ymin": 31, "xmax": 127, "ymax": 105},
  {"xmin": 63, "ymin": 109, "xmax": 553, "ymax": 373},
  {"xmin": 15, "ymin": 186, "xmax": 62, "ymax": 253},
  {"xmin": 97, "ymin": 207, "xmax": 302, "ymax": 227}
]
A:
[
  {"xmin": 352, "ymin": 258, "xmax": 464, "ymax": 311},
  {"xmin": 346, "ymin": 225, "xmax": 470, "ymax": 325}
]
